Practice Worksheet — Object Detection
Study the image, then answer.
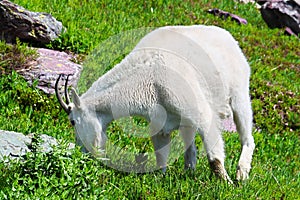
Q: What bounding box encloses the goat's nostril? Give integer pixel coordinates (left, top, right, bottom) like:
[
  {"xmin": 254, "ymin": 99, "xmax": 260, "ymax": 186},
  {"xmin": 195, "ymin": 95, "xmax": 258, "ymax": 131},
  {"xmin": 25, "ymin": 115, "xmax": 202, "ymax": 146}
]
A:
[{"xmin": 70, "ymin": 120, "xmax": 75, "ymax": 126}]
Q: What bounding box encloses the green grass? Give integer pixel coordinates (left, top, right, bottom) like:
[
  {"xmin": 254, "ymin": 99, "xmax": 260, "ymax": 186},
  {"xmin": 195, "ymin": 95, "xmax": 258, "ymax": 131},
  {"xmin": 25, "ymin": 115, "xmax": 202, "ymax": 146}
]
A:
[{"xmin": 0, "ymin": 0, "xmax": 299, "ymax": 199}]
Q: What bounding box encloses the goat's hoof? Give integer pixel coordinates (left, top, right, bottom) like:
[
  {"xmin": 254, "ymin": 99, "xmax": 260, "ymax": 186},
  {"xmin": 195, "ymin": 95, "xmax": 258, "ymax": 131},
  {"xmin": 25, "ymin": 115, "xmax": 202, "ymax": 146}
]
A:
[
  {"xmin": 236, "ymin": 165, "xmax": 250, "ymax": 181},
  {"xmin": 184, "ymin": 163, "xmax": 196, "ymax": 171},
  {"xmin": 223, "ymin": 173, "xmax": 233, "ymax": 184},
  {"xmin": 209, "ymin": 159, "xmax": 233, "ymax": 184}
]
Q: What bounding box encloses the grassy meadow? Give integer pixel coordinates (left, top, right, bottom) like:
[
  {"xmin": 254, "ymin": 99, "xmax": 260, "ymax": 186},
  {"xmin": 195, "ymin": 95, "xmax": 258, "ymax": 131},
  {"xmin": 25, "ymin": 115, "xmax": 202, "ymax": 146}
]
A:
[{"xmin": 0, "ymin": 0, "xmax": 299, "ymax": 199}]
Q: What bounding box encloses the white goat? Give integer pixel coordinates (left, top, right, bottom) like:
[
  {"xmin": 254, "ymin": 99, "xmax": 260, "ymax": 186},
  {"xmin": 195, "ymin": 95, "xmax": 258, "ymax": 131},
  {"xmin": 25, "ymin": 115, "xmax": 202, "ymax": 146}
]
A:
[{"xmin": 55, "ymin": 25, "xmax": 255, "ymax": 183}]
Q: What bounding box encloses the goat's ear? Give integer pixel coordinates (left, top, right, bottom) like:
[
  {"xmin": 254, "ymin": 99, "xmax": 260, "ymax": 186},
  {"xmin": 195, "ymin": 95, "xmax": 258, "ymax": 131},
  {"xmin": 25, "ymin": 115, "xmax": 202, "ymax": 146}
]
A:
[{"xmin": 71, "ymin": 88, "xmax": 81, "ymax": 108}]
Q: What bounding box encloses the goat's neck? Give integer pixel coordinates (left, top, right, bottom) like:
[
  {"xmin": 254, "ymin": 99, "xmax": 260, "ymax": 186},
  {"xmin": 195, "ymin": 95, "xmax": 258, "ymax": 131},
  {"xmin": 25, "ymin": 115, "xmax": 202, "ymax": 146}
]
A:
[
  {"xmin": 113, "ymin": 81, "xmax": 154, "ymax": 119},
  {"xmin": 89, "ymin": 78, "xmax": 154, "ymax": 122},
  {"xmin": 83, "ymin": 54, "xmax": 160, "ymax": 121}
]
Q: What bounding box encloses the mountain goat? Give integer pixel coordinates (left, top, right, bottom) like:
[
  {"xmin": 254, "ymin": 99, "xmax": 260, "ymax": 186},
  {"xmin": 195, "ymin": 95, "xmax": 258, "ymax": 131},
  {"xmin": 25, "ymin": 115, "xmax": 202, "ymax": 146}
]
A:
[{"xmin": 55, "ymin": 25, "xmax": 255, "ymax": 183}]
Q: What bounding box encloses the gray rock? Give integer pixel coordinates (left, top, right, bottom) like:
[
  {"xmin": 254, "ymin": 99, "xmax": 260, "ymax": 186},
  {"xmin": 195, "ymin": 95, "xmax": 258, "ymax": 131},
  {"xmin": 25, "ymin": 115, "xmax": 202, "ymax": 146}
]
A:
[
  {"xmin": 260, "ymin": 0, "xmax": 300, "ymax": 37},
  {"xmin": 27, "ymin": 133, "xmax": 58, "ymax": 153},
  {"xmin": 235, "ymin": 0, "xmax": 262, "ymax": 8},
  {"xmin": 0, "ymin": 130, "xmax": 58, "ymax": 160},
  {"xmin": 0, "ymin": 131, "xmax": 30, "ymax": 159},
  {"xmin": 19, "ymin": 48, "xmax": 82, "ymax": 94},
  {"xmin": 0, "ymin": 0, "xmax": 64, "ymax": 44},
  {"xmin": 207, "ymin": 9, "xmax": 248, "ymax": 25}
]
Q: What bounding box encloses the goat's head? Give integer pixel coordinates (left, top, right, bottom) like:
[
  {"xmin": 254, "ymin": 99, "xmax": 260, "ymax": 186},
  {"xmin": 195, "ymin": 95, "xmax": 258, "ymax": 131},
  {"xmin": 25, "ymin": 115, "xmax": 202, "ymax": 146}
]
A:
[{"xmin": 55, "ymin": 75, "xmax": 107, "ymax": 155}]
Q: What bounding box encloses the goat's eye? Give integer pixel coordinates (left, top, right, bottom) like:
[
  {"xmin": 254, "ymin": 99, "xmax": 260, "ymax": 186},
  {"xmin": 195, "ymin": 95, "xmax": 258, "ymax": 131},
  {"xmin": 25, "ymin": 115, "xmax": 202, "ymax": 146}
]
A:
[{"xmin": 70, "ymin": 120, "xmax": 75, "ymax": 126}]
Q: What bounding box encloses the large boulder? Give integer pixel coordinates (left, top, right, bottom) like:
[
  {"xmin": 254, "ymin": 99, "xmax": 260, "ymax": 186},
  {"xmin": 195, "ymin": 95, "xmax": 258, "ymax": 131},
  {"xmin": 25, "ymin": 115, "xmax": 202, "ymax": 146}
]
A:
[
  {"xmin": 259, "ymin": 0, "xmax": 300, "ymax": 37},
  {"xmin": 19, "ymin": 48, "xmax": 82, "ymax": 94},
  {"xmin": 0, "ymin": 130, "xmax": 58, "ymax": 160},
  {"xmin": 0, "ymin": 0, "xmax": 64, "ymax": 44}
]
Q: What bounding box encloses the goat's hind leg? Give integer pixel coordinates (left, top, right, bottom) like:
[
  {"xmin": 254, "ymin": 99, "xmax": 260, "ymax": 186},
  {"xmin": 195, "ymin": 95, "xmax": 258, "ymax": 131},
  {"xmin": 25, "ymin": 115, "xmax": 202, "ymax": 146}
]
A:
[{"xmin": 231, "ymin": 94, "xmax": 255, "ymax": 181}]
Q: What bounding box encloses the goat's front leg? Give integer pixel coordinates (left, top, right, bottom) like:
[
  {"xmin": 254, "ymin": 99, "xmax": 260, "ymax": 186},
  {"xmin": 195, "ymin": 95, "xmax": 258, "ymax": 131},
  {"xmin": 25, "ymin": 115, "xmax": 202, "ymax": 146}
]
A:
[
  {"xmin": 148, "ymin": 104, "xmax": 170, "ymax": 172},
  {"xmin": 151, "ymin": 131, "xmax": 171, "ymax": 172},
  {"xmin": 179, "ymin": 126, "xmax": 197, "ymax": 170}
]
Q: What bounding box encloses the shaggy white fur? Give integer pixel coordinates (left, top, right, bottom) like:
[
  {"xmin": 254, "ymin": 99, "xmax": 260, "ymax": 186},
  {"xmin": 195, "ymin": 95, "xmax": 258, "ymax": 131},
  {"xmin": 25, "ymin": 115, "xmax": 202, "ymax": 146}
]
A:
[{"xmin": 56, "ymin": 25, "xmax": 255, "ymax": 183}]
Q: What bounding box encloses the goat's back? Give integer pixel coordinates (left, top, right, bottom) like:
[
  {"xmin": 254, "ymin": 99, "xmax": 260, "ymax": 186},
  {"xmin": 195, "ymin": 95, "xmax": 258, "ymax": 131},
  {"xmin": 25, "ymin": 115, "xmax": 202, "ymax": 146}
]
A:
[
  {"xmin": 130, "ymin": 25, "xmax": 250, "ymax": 116},
  {"xmin": 134, "ymin": 25, "xmax": 250, "ymax": 87}
]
